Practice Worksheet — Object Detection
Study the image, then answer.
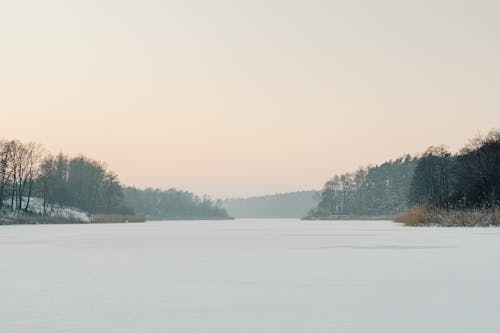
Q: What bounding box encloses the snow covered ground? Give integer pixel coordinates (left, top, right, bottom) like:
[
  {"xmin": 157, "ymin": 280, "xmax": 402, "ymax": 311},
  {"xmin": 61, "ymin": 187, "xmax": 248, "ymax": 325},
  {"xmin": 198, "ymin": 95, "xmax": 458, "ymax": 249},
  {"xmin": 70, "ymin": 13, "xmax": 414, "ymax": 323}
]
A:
[
  {"xmin": 1, "ymin": 219, "xmax": 499, "ymax": 332},
  {"xmin": 2, "ymin": 197, "xmax": 90, "ymax": 222}
]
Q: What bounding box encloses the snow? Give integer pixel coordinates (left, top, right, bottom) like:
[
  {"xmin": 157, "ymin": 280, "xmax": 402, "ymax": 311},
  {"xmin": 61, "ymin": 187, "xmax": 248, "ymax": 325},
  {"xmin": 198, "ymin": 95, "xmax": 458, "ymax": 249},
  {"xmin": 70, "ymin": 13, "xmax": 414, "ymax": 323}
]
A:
[
  {"xmin": 2, "ymin": 197, "xmax": 90, "ymax": 222},
  {"xmin": 1, "ymin": 219, "xmax": 499, "ymax": 332}
]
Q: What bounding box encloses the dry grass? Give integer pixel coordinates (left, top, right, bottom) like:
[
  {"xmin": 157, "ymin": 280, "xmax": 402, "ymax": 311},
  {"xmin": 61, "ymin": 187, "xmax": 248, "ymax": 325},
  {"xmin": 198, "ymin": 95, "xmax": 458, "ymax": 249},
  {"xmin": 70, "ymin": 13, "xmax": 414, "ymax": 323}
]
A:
[
  {"xmin": 91, "ymin": 214, "xmax": 145, "ymax": 223},
  {"xmin": 393, "ymin": 206, "xmax": 439, "ymax": 226},
  {"xmin": 394, "ymin": 206, "xmax": 500, "ymax": 227}
]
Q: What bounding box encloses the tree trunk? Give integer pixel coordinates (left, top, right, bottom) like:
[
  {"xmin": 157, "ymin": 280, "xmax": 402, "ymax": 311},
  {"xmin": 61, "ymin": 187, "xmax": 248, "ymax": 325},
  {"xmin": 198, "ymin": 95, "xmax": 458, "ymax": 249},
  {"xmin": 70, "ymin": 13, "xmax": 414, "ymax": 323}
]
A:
[
  {"xmin": 0, "ymin": 181, "xmax": 4, "ymax": 209},
  {"xmin": 24, "ymin": 177, "xmax": 33, "ymax": 211},
  {"xmin": 43, "ymin": 180, "xmax": 47, "ymax": 216},
  {"xmin": 18, "ymin": 180, "xmax": 24, "ymax": 211},
  {"xmin": 0, "ymin": 166, "xmax": 5, "ymax": 209},
  {"xmin": 11, "ymin": 176, "xmax": 16, "ymax": 212}
]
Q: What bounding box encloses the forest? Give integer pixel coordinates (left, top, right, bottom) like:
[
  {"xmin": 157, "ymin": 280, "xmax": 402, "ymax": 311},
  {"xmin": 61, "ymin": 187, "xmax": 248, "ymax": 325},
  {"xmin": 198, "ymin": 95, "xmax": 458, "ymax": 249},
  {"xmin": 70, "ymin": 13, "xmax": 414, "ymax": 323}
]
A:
[
  {"xmin": 123, "ymin": 187, "xmax": 231, "ymax": 220},
  {"xmin": 409, "ymin": 130, "xmax": 500, "ymax": 210},
  {"xmin": 0, "ymin": 139, "xmax": 230, "ymax": 223},
  {"xmin": 223, "ymin": 191, "xmax": 319, "ymax": 218},
  {"xmin": 306, "ymin": 155, "xmax": 419, "ymax": 219},
  {"xmin": 396, "ymin": 130, "xmax": 500, "ymax": 226},
  {"xmin": 308, "ymin": 130, "xmax": 500, "ymax": 225}
]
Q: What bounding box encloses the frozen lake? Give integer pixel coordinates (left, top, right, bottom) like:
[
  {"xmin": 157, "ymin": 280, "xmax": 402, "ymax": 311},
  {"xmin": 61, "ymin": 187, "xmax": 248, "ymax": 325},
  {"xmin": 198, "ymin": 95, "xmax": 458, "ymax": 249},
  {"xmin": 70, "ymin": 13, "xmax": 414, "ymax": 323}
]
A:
[{"xmin": 1, "ymin": 219, "xmax": 499, "ymax": 332}]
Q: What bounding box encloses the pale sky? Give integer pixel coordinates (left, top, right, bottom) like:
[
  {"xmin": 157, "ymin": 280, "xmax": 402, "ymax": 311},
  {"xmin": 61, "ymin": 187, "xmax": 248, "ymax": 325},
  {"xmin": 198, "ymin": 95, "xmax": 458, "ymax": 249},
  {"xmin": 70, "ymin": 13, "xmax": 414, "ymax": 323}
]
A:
[{"xmin": 1, "ymin": 0, "xmax": 499, "ymax": 198}]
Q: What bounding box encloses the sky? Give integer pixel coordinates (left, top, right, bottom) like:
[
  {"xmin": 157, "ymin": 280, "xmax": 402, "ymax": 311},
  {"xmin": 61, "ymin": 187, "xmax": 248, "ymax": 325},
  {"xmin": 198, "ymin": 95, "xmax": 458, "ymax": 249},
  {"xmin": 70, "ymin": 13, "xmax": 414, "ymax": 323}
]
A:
[{"xmin": 1, "ymin": 0, "xmax": 499, "ymax": 198}]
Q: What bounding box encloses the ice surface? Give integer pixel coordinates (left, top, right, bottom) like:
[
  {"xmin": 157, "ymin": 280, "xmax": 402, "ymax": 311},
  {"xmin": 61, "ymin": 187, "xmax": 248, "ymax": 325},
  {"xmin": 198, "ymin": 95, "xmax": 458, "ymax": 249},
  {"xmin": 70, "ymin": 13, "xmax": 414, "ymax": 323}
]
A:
[{"xmin": 1, "ymin": 219, "xmax": 500, "ymax": 332}]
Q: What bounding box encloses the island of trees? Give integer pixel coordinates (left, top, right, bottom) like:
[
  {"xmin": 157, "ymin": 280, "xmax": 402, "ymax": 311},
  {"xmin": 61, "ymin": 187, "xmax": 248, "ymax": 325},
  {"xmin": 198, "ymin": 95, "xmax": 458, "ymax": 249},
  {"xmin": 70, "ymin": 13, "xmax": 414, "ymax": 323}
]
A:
[
  {"xmin": 306, "ymin": 130, "xmax": 500, "ymax": 226},
  {"xmin": 0, "ymin": 139, "xmax": 231, "ymax": 224}
]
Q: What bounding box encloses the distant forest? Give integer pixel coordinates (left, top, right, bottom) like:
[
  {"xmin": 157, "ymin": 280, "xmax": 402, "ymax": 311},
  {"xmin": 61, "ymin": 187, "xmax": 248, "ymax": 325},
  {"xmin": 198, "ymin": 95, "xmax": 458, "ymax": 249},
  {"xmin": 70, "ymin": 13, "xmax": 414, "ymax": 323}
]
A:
[
  {"xmin": 223, "ymin": 191, "xmax": 319, "ymax": 218},
  {"xmin": 308, "ymin": 130, "xmax": 500, "ymax": 220},
  {"xmin": 124, "ymin": 187, "xmax": 230, "ymax": 220},
  {"xmin": 0, "ymin": 139, "xmax": 230, "ymax": 221}
]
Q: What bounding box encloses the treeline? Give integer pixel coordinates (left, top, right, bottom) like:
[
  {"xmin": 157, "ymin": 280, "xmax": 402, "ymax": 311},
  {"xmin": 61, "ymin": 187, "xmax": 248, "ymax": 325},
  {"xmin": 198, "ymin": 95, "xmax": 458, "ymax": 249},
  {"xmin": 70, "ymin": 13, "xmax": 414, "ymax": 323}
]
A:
[
  {"xmin": 0, "ymin": 139, "xmax": 230, "ymax": 221},
  {"xmin": 306, "ymin": 155, "xmax": 419, "ymax": 219},
  {"xmin": 308, "ymin": 129, "xmax": 500, "ymax": 221},
  {"xmin": 410, "ymin": 130, "xmax": 500, "ymax": 210},
  {"xmin": 38, "ymin": 154, "xmax": 130, "ymax": 216},
  {"xmin": 223, "ymin": 191, "xmax": 319, "ymax": 218},
  {"xmin": 0, "ymin": 139, "xmax": 132, "ymax": 217},
  {"xmin": 123, "ymin": 187, "xmax": 231, "ymax": 220}
]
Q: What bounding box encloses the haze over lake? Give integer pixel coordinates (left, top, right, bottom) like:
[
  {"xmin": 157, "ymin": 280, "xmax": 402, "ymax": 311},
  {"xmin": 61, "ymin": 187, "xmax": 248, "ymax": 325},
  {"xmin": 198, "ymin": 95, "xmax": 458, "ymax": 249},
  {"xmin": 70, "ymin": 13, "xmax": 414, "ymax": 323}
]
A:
[{"xmin": 1, "ymin": 219, "xmax": 499, "ymax": 333}]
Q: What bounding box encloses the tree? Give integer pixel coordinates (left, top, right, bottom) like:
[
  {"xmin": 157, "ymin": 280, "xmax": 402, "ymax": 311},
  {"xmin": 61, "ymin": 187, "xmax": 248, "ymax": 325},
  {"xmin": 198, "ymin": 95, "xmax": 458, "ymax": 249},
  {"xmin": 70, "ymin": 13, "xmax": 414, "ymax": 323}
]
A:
[
  {"xmin": 452, "ymin": 130, "xmax": 500, "ymax": 209},
  {"xmin": 39, "ymin": 155, "xmax": 57, "ymax": 215},
  {"xmin": 0, "ymin": 140, "xmax": 15, "ymax": 209},
  {"xmin": 23, "ymin": 143, "xmax": 44, "ymax": 211},
  {"xmin": 104, "ymin": 171, "xmax": 123, "ymax": 212},
  {"xmin": 410, "ymin": 146, "xmax": 453, "ymax": 209}
]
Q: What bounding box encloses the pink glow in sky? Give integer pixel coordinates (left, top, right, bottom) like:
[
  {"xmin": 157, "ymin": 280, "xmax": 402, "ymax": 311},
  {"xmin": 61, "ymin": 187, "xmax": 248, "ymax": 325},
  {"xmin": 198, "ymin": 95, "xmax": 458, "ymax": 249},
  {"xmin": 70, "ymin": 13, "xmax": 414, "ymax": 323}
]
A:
[{"xmin": 1, "ymin": 1, "xmax": 499, "ymax": 197}]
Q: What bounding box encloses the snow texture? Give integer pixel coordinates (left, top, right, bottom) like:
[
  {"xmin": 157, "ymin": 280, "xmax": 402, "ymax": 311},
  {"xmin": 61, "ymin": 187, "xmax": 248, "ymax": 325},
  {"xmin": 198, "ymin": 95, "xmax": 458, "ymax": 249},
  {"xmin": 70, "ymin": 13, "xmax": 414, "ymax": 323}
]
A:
[
  {"xmin": 2, "ymin": 197, "xmax": 90, "ymax": 222},
  {"xmin": 0, "ymin": 219, "xmax": 499, "ymax": 332}
]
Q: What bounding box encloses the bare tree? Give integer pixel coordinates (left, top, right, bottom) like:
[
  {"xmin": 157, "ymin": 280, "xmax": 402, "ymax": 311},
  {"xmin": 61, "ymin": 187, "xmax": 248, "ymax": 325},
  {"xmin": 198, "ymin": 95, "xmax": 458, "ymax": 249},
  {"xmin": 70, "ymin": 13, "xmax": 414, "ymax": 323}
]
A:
[
  {"xmin": 23, "ymin": 143, "xmax": 44, "ymax": 211},
  {"xmin": 0, "ymin": 140, "xmax": 14, "ymax": 209}
]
